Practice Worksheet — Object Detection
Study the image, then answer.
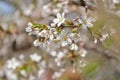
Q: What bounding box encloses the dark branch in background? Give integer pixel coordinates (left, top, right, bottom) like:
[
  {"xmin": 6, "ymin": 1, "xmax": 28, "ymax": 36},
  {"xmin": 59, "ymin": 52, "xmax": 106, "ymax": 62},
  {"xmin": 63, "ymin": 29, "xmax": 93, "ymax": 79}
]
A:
[
  {"xmin": 71, "ymin": 0, "xmax": 86, "ymax": 7},
  {"xmin": 71, "ymin": 0, "xmax": 96, "ymax": 11}
]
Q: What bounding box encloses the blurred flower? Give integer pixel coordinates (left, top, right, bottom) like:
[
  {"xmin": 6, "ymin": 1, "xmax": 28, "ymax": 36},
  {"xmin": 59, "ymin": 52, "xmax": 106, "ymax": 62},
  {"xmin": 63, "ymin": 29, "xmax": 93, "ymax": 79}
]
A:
[
  {"xmin": 79, "ymin": 60, "xmax": 87, "ymax": 68},
  {"xmin": 79, "ymin": 15, "xmax": 96, "ymax": 29},
  {"xmin": 52, "ymin": 69, "xmax": 65, "ymax": 79},
  {"xmin": 30, "ymin": 53, "xmax": 41, "ymax": 62},
  {"xmin": 51, "ymin": 12, "xmax": 65, "ymax": 27},
  {"xmin": 69, "ymin": 43, "xmax": 78, "ymax": 51},
  {"xmin": 5, "ymin": 70, "xmax": 18, "ymax": 80},
  {"xmin": 100, "ymin": 33, "xmax": 109, "ymax": 42},
  {"xmin": 94, "ymin": 38, "xmax": 98, "ymax": 44},
  {"xmin": 61, "ymin": 41, "xmax": 68, "ymax": 47},
  {"xmin": 23, "ymin": 5, "xmax": 34, "ymax": 16},
  {"xmin": 50, "ymin": 51, "xmax": 57, "ymax": 57},
  {"xmin": 38, "ymin": 69, "xmax": 45, "ymax": 77},
  {"xmin": 26, "ymin": 22, "xmax": 39, "ymax": 35},
  {"xmin": 33, "ymin": 39, "xmax": 42, "ymax": 47},
  {"xmin": 55, "ymin": 51, "xmax": 65, "ymax": 66},
  {"xmin": 25, "ymin": 22, "xmax": 33, "ymax": 33},
  {"xmin": 61, "ymin": 38, "xmax": 72, "ymax": 47},
  {"xmin": 37, "ymin": 30, "xmax": 49, "ymax": 38},
  {"xmin": 20, "ymin": 70, "xmax": 27, "ymax": 77},
  {"xmin": 80, "ymin": 49, "xmax": 87, "ymax": 57},
  {"xmin": 7, "ymin": 58, "xmax": 21, "ymax": 70}
]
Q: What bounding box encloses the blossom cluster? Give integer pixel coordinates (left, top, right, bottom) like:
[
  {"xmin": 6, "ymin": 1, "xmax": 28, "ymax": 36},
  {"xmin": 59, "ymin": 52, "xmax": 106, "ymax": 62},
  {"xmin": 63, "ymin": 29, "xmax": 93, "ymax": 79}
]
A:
[
  {"xmin": 25, "ymin": 10, "xmax": 112, "ymax": 79},
  {"xmin": 25, "ymin": 12, "xmax": 96, "ymax": 69}
]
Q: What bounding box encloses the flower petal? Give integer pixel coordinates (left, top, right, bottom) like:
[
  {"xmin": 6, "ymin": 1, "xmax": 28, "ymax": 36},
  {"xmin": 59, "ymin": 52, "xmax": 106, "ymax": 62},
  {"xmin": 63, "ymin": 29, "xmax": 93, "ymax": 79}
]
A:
[
  {"xmin": 57, "ymin": 22, "xmax": 62, "ymax": 27},
  {"xmin": 57, "ymin": 13, "xmax": 61, "ymax": 18},
  {"xmin": 51, "ymin": 23, "xmax": 56, "ymax": 27},
  {"xmin": 82, "ymin": 24, "xmax": 87, "ymax": 29},
  {"xmin": 79, "ymin": 19, "xmax": 83, "ymax": 24},
  {"xmin": 87, "ymin": 23, "xmax": 93, "ymax": 27},
  {"xmin": 53, "ymin": 19, "xmax": 60, "ymax": 23},
  {"xmin": 62, "ymin": 12, "xmax": 65, "ymax": 18}
]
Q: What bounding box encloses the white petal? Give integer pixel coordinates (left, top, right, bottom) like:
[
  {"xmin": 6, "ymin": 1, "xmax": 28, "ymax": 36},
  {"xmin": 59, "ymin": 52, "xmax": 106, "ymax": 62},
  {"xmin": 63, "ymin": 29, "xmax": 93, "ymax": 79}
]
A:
[
  {"xmin": 57, "ymin": 13, "xmax": 61, "ymax": 18},
  {"xmin": 28, "ymin": 22, "xmax": 33, "ymax": 27},
  {"xmin": 94, "ymin": 38, "xmax": 97, "ymax": 43},
  {"xmin": 50, "ymin": 51, "xmax": 57, "ymax": 57},
  {"xmin": 57, "ymin": 22, "xmax": 62, "ymax": 27},
  {"xmin": 80, "ymin": 49, "xmax": 87, "ymax": 57},
  {"xmin": 82, "ymin": 24, "xmax": 87, "ymax": 29},
  {"xmin": 70, "ymin": 43, "xmax": 78, "ymax": 51},
  {"xmin": 53, "ymin": 19, "xmax": 60, "ymax": 23},
  {"xmin": 61, "ymin": 18, "xmax": 65, "ymax": 23},
  {"xmin": 61, "ymin": 41, "xmax": 67, "ymax": 47},
  {"xmin": 87, "ymin": 17, "xmax": 94, "ymax": 23},
  {"xmin": 26, "ymin": 27, "xmax": 32, "ymax": 32},
  {"xmin": 51, "ymin": 23, "xmax": 56, "ymax": 27},
  {"xmin": 33, "ymin": 40, "xmax": 40, "ymax": 46},
  {"xmin": 67, "ymin": 38, "xmax": 72, "ymax": 44},
  {"xmin": 62, "ymin": 12, "xmax": 65, "ymax": 18},
  {"xmin": 79, "ymin": 19, "xmax": 83, "ymax": 24},
  {"xmin": 50, "ymin": 35, "xmax": 54, "ymax": 40},
  {"xmin": 87, "ymin": 23, "xmax": 93, "ymax": 27}
]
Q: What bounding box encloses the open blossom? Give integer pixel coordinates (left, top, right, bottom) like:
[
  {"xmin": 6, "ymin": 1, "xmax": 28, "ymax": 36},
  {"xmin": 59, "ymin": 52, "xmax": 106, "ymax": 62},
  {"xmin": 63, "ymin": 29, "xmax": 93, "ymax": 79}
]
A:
[
  {"xmin": 100, "ymin": 33, "xmax": 109, "ymax": 42},
  {"xmin": 80, "ymin": 49, "xmax": 87, "ymax": 57},
  {"xmin": 7, "ymin": 58, "xmax": 21, "ymax": 70},
  {"xmin": 26, "ymin": 22, "xmax": 39, "ymax": 35},
  {"xmin": 37, "ymin": 30, "xmax": 49, "ymax": 38},
  {"xmin": 30, "ymin": 53, "xmax": 41, "ymax": 62},
  {"xmin": 79, "ymin": 15, "xmax": 96, "ymax": 29},
  {"xmin": 25, "ymin": 22, "xmax": 33, "ymax": 33},
  {"xmin": 55, "ymin": 51, "xmax": 65, "ymax": 66},
  {"xmin": 51, "ymin": 12, "xmax": 65, "ymax": 27},
  {"xmin": 61, "ymin": 38, "xmax": 72, "ymax": 47},
  {"xmin": 69, "ymin": 43, "xmax": 78, "ymax": 51},
  {"xmin": 33, "ymin": 39, "xmax": 41, "ymax": 47}
]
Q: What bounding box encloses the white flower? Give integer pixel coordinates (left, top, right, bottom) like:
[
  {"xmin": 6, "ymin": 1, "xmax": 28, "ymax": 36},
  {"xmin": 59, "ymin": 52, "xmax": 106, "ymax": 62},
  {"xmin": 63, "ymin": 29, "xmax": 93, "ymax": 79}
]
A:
[
  {"xmin": 50, "ymin": 51, "xmax": 57, "ymax": 57},
  {"xmin": 79, "ymin": 15, "xmax": 95, "ymax": 29},
  {"xmin": 51, "ymin": 12, "xmax": 65, "ymax": 27},
  {"xmin": 52, "ymin": 72, "xmax": 61, "ymax": 79},
  {"xmin": 7, "ymin": 58, "xmax": 21, "ymax": 70},
  {"xmin": 25, "ymin": 22, "xmax": 33, "ymax": 33},
  {"xmin": 52, "ymin": 69, "xmax": 65, "ymax": 79},
  {"xmin": 61, "ymin": 41, "xmax": 68, "ymax": 47},
  {"xmin": 68, "ymin": 33, "xmax": 81, "ymax": 43},
  {"xmin": 30, "ymin": 53, "xmax": 41, "ymax": 62},
  {"xmin": 80, "ymin": 49, "xmax": 87, "ymax": 57},
  {"xmin": 37, "ymin": 30, "xmax": 49, "ymax": 38},
  {"xmin": 69, "ymin": 43, "xmax": 78, "ymax": 51},
  {"xmin": 79, "ymin": 60, "xmax": 87, "ymax": 67},
  {"xmin": 55, "ymin": 51, "xmax": 65, "ymax": 66},
  {"xmin": 38, "ymin": 69, "xmax": 45, "ymax": 77},
  {"xmin": 61, "ymin": 38, "xmax": 72, "ymax": 47},
  {"xmin": 26, "ymin": 22, "xmax": 39, "ymax": 35},
  {"xmin": 100, "ymin": 33, "xmax": 109, "ymax": 42},
  {"xmin": 20, "ymin": 70, "xmax": 27, "ymax": 77},
  {"xmin": 50, "ymin": 34, "xmax": 54, "ymax": 40},
  {"xmin": 57, "ymin": 51, "xmax": 65, "ymax": 59},
  {"xmin": 5, "ymin": 70, "xmax": 18, "ymax": 80},
  {"xmin": 33, "ymin": 39, "xmax": 41, "ymax": 47},
  {"xmin": 94, "ymin": 38, "xmax": 98, "ymax": 44}
]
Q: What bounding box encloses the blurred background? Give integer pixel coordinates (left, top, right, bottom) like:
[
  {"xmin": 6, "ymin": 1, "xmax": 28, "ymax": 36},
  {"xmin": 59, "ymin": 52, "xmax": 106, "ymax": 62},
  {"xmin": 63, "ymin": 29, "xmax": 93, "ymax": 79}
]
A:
[{"xmin": 0, "ymin": 0, "xmax": 120, "ymax": 80}]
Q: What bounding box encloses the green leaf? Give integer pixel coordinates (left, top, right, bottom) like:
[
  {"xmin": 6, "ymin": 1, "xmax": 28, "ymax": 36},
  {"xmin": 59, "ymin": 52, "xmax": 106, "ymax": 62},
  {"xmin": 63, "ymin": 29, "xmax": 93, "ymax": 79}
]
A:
[{"xmin": 32, "ymin": 24, "xmax": 48, "ymax": 30}]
